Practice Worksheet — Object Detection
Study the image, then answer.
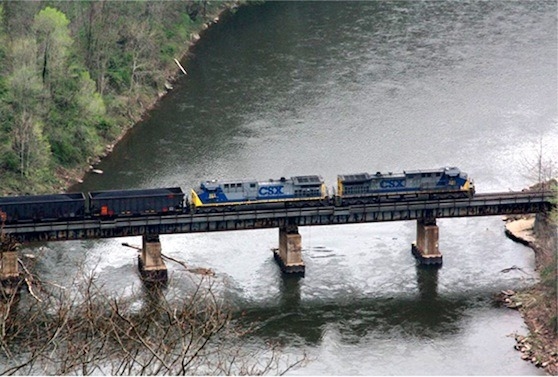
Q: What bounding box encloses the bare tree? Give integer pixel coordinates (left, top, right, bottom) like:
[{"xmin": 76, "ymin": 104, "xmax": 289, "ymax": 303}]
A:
[
  {"xmin": 519, "ymin": 136, "xmax": 556, "ymax": 191},
  {"xmin": 0, "ymin": 257, "xmax": 307, "ymax": 375}
]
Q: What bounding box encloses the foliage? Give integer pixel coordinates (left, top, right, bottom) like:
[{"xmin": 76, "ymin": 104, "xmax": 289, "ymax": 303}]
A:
[{"xmin": 0, "ymin": 0, "xmax": 243, "ymax": 195}]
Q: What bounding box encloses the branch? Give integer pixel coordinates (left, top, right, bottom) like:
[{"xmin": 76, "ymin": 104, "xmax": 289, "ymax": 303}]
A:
[{"xmin": 18, "ymin": 258, "xmax": 42, "ymax": 302}]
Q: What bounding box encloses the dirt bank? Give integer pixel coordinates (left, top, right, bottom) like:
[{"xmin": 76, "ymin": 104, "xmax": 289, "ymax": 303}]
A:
[{"xmin": 502, "ymin": 214, "xmax": 557, "ymax": 375}]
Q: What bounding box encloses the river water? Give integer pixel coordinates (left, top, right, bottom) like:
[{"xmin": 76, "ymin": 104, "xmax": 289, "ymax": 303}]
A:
[{"xmin": 38, "ymin": 1, "xmax": 558, "ymax": 375}]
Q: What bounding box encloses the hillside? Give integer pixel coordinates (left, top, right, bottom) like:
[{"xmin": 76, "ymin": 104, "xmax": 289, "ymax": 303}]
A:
[{"xmin": 0, "ymin": 0, "xmax": 244, "ymax": 195}]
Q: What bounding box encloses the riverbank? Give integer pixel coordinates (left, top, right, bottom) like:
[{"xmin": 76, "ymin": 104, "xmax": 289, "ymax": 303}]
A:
[
  {"xmin": 57, "ymin": 2, "xmax": 246, "ymax": 193},
  {"xmin": 502, "ymin": 214, "xmax": 557, "ymax": 375}
]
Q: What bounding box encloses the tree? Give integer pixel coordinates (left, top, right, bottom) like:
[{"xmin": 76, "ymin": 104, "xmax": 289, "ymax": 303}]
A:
[
  {"xmin": 520, "ymin": 136, "xmax": 556, "ymax": 191},
  {"xmin": 33, "ymin": 7, "xmax": 72, "ymax": 92},
  {"xmin": 0, "ymin": 3, "xmax": 12, "ymax": 174},
  {"xmin": 5, "ymin": 37, "xmax": 51, "ymax": 181},
  {"xmin": 33, "ymin": 6, "xmax": 106, "ymax": 167},
  {"xmin": 0, "ymin": 259, "xmax": 307, "ymax": 375}
]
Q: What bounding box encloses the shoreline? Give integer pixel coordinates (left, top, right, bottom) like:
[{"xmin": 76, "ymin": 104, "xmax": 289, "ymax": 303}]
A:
[
  {"xmin": 58, "ymin": 3, "xmax": 243, "ymax": 193},
  {"xmin": 502, "ymin": 215, "xmax": 558, "ymax": 375}
]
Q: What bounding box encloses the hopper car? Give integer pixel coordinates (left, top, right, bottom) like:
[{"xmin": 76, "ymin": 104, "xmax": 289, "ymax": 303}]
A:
[
  {"xmin": 0, "ymin": 188, "xmax": 184, "ymax": 223},
  {"xmin": 88, "ymin": 187, "xmax": 185, "ymax": 217},
  {"xmin": 0, "ymin": 193, "xmax": 86, "ymax": 223}
]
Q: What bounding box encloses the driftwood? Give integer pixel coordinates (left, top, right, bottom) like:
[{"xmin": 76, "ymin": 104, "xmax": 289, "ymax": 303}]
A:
[
  {"xmin": 500, "ymin": 265, "xmax": 527, "ymax": 274},
  {"xmin": 174, "ymin": 59, "xmax": 187, "ymax": 75},
  {"xmin": 122, "ymin": 242, "xmax": 141, "ymax": 251},
  {"xmin": 162, "ymin": 253, "xmax": 215, "ymax": 277},
  {"xmin": 17, "ymin": 259, "xmax": 42, "ymax": 302},
  {"xmin": 121, "ymin": 243, "xmax": 215, "ymax": 276}
]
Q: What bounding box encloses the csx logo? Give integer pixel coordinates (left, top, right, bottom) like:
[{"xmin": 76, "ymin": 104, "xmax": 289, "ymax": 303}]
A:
[
  {"xmin": 259, "ymin": 185, "xmax": 284, "ymax": 196},
  {"xmin": 380, "ymin": 179, "xmax": 405, "ymax": 188}
]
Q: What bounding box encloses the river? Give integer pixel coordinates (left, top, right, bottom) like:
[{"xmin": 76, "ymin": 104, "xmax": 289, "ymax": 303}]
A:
[{"xmin": 39, "ymin": 1, "xmax": 558, "ymax": 374}]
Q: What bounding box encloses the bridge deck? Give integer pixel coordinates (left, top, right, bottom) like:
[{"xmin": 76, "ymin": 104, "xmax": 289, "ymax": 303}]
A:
[{"xmin": 3, "ymin": 191, "xmax": 553, "ymax": 242}]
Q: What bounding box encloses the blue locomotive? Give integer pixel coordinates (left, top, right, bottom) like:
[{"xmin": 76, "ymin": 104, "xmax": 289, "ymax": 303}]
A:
[
  {"xmin": 337, "ymin": 166, "xmax": 474, "ymax": 204},
  {"xmin": 191, "ymin": 175, "xmax": 327, "ymax": 209}
]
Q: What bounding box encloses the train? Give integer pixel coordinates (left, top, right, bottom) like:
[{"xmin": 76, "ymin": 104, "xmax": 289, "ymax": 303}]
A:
[{"xmin": 0, "ymin": 166, "xmax": 474, "ymax": 224}]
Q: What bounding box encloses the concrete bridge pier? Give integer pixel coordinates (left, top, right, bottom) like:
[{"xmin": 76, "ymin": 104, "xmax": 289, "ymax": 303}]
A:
[
  {"xmin": 411, "ymin": 218, "xmax": 442, "ymax": 266},
  {"xmin": 273, "ymin": 225, "xmax": 305, "ymax": 276},
  {"xmin": 138, "ymin": 234, "xmax": 168, "ymax": 284},
  {"xmin": 0, "ymin": 250, "xmax": 21, "ymax": 297}
]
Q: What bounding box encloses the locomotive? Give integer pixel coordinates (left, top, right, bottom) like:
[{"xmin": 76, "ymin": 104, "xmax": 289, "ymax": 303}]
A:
[
  {"xmin": 337, "ymin": 166, "xmax": 474, "ymax": 204},
  {"xmin": 191, "ymin": 175, "xmax": 328, "ymax": 210},
  {"xmin": 0, "ymin": 167, "xmax": 474, "ymax": 224}
]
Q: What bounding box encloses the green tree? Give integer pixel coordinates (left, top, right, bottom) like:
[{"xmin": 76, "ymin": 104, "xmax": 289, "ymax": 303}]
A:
[
  {"xmin": 33, "ymin": 6, "xmax": 106, "ymax": 166},
  {"xmin": 33, "ymin": 6, "xmax": 72, "ymax": 92},
  {"xmin": 0, "ymin": 4, "xmax": 14, "ymax": 176},
  {"xmin": 6, "ymin": 37, "xmax": 51, "ymax": 181}
]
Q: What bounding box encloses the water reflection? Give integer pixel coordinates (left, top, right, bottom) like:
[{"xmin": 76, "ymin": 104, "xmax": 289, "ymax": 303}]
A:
[
  {"xmin": 415, "ymin": 264, "xmax": 439, "ymax": 301},
  {"xmin": 236, "ymin": 280, "xmax": 478, "ymax": 345},
  {"xmin": 279, "ymin": 275, "xmax": 302, "ymax": 310}
]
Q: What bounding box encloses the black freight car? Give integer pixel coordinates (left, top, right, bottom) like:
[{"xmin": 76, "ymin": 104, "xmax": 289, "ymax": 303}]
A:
[
  {"xmin": 0, "ymin": 193, "xmax": 86, "ymax": 223},
  {"xmin": 88, "ymin": 187, "xmax": 185, "ymax": 217}
]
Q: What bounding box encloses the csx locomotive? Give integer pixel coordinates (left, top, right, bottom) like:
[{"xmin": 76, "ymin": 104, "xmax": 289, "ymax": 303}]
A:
[
  {"xmin": 337, "ymin": 166, "xmax": 474, "ymax": 205},
  {"xmin": 0, "ymin": 167, "xmax": 474, "ymax": 223},
  {"xmin": 191, "ymin": 175, "xmax": 328, "ymax": 209}
]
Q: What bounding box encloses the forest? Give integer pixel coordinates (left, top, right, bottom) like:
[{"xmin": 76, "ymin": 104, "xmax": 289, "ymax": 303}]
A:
[{"xmin": 0, "ymin": 0, "xmax": 242, "ymax": 195}]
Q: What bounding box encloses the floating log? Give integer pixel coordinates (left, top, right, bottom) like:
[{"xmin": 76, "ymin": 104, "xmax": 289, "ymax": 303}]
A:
[{"xmin": 174, "ymin": 59, "xmax": 187, "ymax": 75}]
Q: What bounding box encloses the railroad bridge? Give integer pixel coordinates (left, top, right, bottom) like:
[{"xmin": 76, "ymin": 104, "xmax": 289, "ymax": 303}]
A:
[{"xmin": 0, "ymin": 190, "xmax": 554, "ymax": 286}]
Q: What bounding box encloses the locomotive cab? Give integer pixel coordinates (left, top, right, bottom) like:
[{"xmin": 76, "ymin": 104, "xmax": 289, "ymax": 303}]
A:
[{"xmin": 443, "ymin": 167, "xmax": 475, "ymax": 196}]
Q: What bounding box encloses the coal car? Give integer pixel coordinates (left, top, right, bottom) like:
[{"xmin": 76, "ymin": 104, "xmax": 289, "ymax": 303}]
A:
[
  {"xmin": 88, "ymin": 187, "xmax": 185, "ymax": 217},
  {"xmin": 0, "ymin": 193, "xmax": 86, "ymax": 223}
]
